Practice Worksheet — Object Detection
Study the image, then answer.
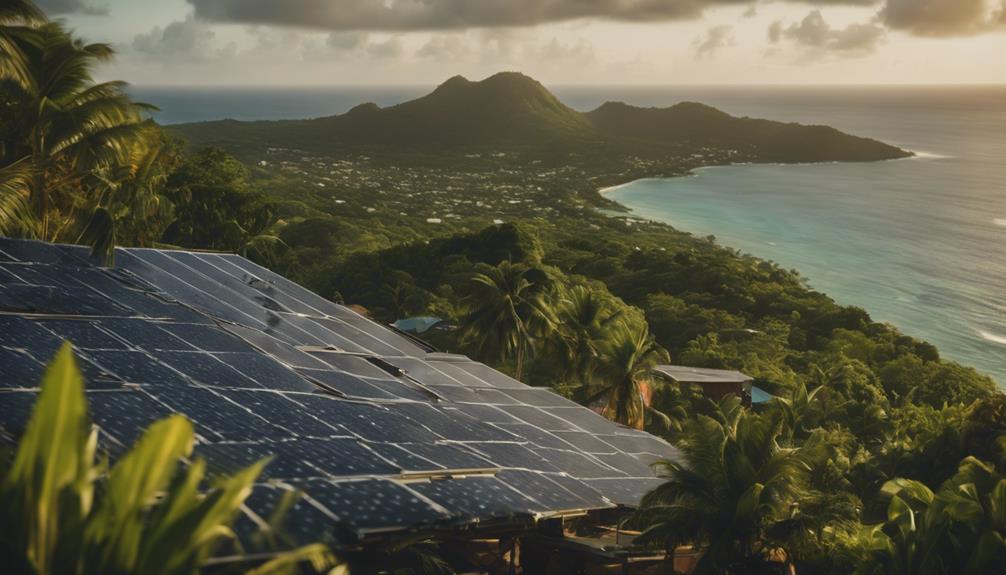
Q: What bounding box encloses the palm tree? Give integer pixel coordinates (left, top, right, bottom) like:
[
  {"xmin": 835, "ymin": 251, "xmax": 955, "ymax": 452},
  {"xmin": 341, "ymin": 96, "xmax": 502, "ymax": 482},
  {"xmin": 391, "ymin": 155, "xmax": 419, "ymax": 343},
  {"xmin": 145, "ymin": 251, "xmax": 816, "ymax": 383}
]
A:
[
  {"xmin": 550, "ymin": 284, "xmax": 624, "ymax": 384},
  {"xmin": 632, "ymin": 399, "xmax": 810, "ymax": 574},
  {"xmin": 459, "ymin": 260, "xmax": 553, "ymax": 380},
  {"xmin": 0, "ymin": 12, "xmax": 157, "ymax": 260},
  {"xmin": 589, "ymin": 320, "xmax": 669, "ymax": 429}
]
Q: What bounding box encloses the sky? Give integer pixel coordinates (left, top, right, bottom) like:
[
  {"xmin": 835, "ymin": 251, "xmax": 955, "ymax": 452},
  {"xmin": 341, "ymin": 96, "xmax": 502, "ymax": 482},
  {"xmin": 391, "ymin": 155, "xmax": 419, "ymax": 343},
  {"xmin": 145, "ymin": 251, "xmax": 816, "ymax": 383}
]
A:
[{"xmin": 42, "ymin": 0, "xmax": 1006, "ymax": 85}]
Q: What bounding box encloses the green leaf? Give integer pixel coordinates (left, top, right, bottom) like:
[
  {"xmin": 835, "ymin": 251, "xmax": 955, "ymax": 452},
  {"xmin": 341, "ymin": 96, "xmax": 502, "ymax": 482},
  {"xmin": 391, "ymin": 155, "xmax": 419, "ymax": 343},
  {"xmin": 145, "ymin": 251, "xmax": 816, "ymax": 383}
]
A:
[{"xmin": 2, "ymin": 343, "xmax": 92, "ymax": 575}]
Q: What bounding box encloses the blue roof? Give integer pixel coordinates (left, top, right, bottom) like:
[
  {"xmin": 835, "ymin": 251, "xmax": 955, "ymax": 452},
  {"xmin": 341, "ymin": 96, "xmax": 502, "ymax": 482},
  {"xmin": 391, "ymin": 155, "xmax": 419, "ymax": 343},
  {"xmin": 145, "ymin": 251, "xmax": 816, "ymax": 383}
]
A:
[
  {"xmin": 392, "ymin": 316, "xmax": 443, "ymax": 334},
  {"xmin": 751, "ymin": 386, "xmax": 775, "ymax": 404}
]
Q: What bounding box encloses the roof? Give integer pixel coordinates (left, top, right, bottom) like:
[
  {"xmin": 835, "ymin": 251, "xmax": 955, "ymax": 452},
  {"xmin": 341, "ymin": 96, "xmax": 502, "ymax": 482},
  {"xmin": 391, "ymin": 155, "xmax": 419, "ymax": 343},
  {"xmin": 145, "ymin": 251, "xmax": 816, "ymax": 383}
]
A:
[
  {"xmin": 392, "ymin": 316, "xmax": 443, "ymax": 334},
  {"xmin": 0, "ymin": 238, "xmax": 680, "ymax": 547},
  {"xmin": 751, "ymin": 386, "xmax": 775, "ymax": 404},
  {"xmin": 653, "ymin": 365, "xmax": 753, "ymax": 385}
]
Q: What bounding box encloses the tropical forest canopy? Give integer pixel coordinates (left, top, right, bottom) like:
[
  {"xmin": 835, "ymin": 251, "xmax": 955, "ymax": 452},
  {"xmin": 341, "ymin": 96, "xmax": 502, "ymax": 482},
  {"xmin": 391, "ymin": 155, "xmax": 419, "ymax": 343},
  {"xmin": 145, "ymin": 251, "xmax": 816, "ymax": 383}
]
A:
[{"xmin": 0, "ymin": 2, "xmax": 1004, "ymax": 573}]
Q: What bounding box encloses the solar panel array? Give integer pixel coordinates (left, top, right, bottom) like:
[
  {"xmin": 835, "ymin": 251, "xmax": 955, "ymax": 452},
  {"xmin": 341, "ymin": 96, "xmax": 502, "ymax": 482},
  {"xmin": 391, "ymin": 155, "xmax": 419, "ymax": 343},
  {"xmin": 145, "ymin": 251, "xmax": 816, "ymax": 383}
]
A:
[{"xmin": 0, "ymin": 238, "xmax": 679, "ymax": 545}]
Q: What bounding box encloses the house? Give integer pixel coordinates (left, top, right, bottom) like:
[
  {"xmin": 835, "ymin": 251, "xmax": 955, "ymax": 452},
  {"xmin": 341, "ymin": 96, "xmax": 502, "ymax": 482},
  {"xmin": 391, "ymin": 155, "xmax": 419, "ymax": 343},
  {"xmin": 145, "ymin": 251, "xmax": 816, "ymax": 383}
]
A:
[
  {"xmin": 653, "ymin": 365, "xmax": 766, "ymax": 406},
  {"xmin": 0, "ymin": 238, "xmax": 682, "ymax": 573}
]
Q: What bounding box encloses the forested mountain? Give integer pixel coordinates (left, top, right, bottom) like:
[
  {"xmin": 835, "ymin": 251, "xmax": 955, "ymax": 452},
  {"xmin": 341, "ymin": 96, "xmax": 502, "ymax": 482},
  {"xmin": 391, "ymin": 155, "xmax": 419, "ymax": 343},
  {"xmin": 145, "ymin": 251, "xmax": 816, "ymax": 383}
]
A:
[{"xmin": 171, "ymin": 72, "xmax": 910, "ymax": 163}]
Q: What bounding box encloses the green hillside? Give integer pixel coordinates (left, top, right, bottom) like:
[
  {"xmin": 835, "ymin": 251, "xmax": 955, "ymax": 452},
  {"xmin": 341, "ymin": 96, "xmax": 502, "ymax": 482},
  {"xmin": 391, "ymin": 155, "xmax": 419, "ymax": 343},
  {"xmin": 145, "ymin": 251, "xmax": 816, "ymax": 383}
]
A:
[{"xmin": 170, "ymin": 72, "xmax": 911, "ymax": 163}]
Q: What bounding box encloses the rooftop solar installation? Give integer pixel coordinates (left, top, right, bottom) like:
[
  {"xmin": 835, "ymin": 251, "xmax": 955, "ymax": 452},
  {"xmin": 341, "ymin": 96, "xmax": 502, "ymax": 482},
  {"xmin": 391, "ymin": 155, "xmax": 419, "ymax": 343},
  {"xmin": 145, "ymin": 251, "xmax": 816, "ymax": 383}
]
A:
[{"xmin": 0, "ymin": 238, "xmax": 681, "ymax": 547}]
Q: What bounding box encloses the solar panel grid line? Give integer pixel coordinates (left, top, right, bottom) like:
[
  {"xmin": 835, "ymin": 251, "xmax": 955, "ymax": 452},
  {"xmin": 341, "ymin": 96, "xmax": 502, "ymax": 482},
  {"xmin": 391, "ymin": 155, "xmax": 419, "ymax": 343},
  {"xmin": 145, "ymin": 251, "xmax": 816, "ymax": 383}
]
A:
[
  {"xmin": 117, "ymin": 250, "xmax": 270, "ymax": 330},
  {"xmin": 166, "ymin": 252, "xmax": 296, "ymax": 315},
  {"xmin": 193, "ymin": 253, "xmax": 329, "ymax": 318},
  {"xmin": 131, "ymin": 250, "xmax": 288, "ymax": 327}
]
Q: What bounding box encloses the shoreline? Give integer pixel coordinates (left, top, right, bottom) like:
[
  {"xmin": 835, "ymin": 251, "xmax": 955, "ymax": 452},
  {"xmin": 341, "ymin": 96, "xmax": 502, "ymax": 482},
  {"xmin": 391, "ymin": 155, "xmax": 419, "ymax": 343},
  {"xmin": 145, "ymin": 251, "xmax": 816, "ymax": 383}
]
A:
[{"xmin": 596, "ymin": 151, "xmax": 925, "ymax": 203}]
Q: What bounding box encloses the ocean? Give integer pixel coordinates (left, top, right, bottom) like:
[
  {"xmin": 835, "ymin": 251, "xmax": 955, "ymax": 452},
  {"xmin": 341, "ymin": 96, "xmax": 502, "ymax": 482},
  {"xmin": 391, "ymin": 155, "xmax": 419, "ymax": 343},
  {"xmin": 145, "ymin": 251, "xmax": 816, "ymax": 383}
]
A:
[{"xmin": 132, "ymin": 85, "xmax": 1006, "ymax": 385}]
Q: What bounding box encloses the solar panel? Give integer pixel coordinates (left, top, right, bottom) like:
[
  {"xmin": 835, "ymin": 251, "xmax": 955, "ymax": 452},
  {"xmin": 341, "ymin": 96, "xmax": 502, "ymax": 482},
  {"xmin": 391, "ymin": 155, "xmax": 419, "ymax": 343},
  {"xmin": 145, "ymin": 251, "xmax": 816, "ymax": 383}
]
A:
[
  {"xmin": 410, "ymin": 476, "xmax": 538, "ymax": 520},
  {"xmin": 295, "ymin": 478, "xmax": 450, "ymax": 535},
  {"xmin": 0, "ymin": 348, "xmax": 45, "ymax": 388},
  {"xmin": 0, "ymin": 238, "xmax": 683, "ymax": 547}
]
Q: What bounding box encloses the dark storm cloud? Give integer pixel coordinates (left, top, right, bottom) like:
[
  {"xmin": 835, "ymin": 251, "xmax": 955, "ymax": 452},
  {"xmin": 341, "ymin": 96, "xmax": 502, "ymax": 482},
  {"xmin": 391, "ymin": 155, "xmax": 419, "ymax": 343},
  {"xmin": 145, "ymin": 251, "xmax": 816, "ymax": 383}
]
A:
[
  {"xmin": 36, "ymin": 0, "xmax": 107, "ymax": 15},
  {"xmin": 185, "ymin": 0, "xmax": 1005, "ymax": 38},
  {"xmin": 186, "ymin": 0, "xmax": 756, "ymax": 31},
  {"xmin": 880, "ymin": 0, "xmax": 1003, "ymax": 36}
]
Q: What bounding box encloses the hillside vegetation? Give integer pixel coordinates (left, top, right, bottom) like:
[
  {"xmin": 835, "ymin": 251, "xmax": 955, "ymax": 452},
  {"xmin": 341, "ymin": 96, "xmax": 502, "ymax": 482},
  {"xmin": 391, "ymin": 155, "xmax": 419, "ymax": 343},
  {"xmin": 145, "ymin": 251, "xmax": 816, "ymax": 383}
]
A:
[{"xmin": 170, "ymin": 72, "xmax": 911, "ymax": 164}]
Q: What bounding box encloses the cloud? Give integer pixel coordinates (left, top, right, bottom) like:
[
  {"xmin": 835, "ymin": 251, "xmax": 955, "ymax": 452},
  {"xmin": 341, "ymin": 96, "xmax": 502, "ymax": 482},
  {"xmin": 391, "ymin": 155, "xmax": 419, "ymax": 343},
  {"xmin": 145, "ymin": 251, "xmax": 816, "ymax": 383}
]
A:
[
  {"xmin": 770, "ymin": 10, "xmax": 885, "ymax": 56},
  {"xmin": 416, "ymin": 35, "xmax": 472, "ymax": 60},
  {"xmin": 185, "ymin": 0, "xmax": 756, "ymax": 31},
  {"xmin": 132, "ymin": 17, "xmax": 221, "ymax": 62},
  {"xmin": 694, "ymin": 25, "xmax": 734, "ymax": 58},
  {"xmin": 880, "ymin": 0, "xmax": 1004, "ymax": 37},
  {"xmin": 36, "ymin": 0, "xmax": 107, "ymax": 16}
]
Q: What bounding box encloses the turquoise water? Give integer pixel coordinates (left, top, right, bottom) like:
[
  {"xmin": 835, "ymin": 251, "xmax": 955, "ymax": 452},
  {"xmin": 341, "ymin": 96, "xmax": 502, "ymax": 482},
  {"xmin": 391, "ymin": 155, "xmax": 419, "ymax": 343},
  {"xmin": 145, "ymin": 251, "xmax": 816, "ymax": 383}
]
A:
[
  {"xmin": 134, "ymin": 84, "xmax": 1006, "ymax": 385},
  {"xmin": 603, "ymin": 87, "xmax": 1006, "ymax": 385}
]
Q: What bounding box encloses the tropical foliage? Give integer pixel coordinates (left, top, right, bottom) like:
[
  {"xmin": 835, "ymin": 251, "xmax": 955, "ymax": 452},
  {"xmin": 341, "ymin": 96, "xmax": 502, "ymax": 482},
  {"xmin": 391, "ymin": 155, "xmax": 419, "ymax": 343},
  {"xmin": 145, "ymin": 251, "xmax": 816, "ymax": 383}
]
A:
[{"xmin": 0, "ymin": 343, "xmax": 341, "ymax": 575}]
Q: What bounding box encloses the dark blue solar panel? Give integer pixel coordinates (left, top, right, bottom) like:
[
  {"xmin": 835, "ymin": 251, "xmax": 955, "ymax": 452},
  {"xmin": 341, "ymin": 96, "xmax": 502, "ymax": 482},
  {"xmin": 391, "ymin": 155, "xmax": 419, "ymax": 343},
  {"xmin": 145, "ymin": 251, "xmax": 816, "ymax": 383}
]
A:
[
  {"xmin": 531, "ymin": 448, "xmax": 622, "ymax": 479},
  {"xmin": 426, "ymin": 361, "xmax": 493, "ymax": 388},
  {"xmin": 221, "ymin": 324, "xmax": 331, "ymax": 369},
  {"xmin": 496, "ymin": 470, "xmax": 601, "ymax": 512},
  {"xmin": 366, "ymin": 443, "xmax": 442, "ymax": 472},
  {"xmin": 501, "ymin": 388, "xmax": 577, "ymax": 408},
  {"xmin": 365, "ymin": 378, "xmax": 434, "ymax": 402},
  {"xmin": 191, "ymin": 253, "xmax": 321, "ymax": 316},
  {"xmin": 307, "ymin": 352, "xmax": 396, "ymax": 379},
  {"xmin": 153, "ymin": 351, "xmax": 260, "ymax": 388},
  {"xmin": 294, "ymin": 395, "xmax": 441, "ymax": 443},
  {"xmin": 494, "ymin": 423, "xmax": 573, "ymax": 450},
  {"xmin": 214, "ymin": 352, "xmax": 316, "ymax": 392},
  {"xmin": 82, "ymin": 350, "xmax": 187, "ymax": 385},
  {"xmin": 0, "ymin": 282, "xmax": 127, "ymax": 316},
  {"xmin": 99, "ymin": 318, "xmax": 197, "ymax": 351},
  {"xmin": 297, "ymin": 368, "xmax": 396, "ymax": 400},
  {"xmin": 216, "ymin": 389, "xmax": 341, "ymax": 438},
  {"xmin": 389, "ymin": 443, "xmax": 494, "ymax": 470},
  {"xmin": 551, "ymin": 431, "xmax": 619, "ymax": 454},
  {"xmin": 243, "ymin": 484, "xmax": 337, "ymax": 545},
  {"xmin": 453, "ymin": 404, "xmax": 524, "ymax": 425},
  {"xmin": 500, "ymin": 405, "xmax": 581, "ymax": 431},
  {"xmin": 296, "ymin": 478, "xmax": 448, "ymax": 534},
  {"xmin": 597, "ymin": 433, "xmax": 676, "ymax": 456},
  {"xmin": 0, "ymin": 391, "xmax": 38, "ymax": 435},
  {"xmin": 411, "ymin": 476, "xmax": 538, "ymax": 520},
  {"xmin": 116, "ymin": 250, "xmax": 259, "ymax": 327},
  {"xmin": 0, "ymin": 348, "xmax": 45, "ymax": 388},
  {"xmin": 88, "ymin": 390, "xmax": 174, "ymax": 446},
  {"xmin": 467, "ymin": 442, "xmax": 559, "ymax": 472},
  {"xmin": 389, "ymin": 403, "xmax": 518, "ymax": 442},
  {"xmin": 583, "ymin": 478, "xmax": 665, "ymax": 507},
  {"xmin": 424, "ymin": 384, "xmax": 479, "ymax": 403},
  {"xmin": 0, "ymin": 316, "xmax": 62, "ymax": 355},
  {"xmin": 0, "ymin": 240, "xmax": 89, "ymax": 265},
  {"xmin": 143, "ymin": 384, "xmax": 288, "ymax": 442},
  {"xmin": 594, "ymin": 452, "xmax": 658, "ymax": 477},
  {"xmin": 199, "ymin": 437, "xmax": 396, "ymax": 479},
  {"xmin": 158, "ymin": 323, "xmax": 255, "ymax": 353},
  {"xmin": 543, "ymin": 407, "xmax": 624, "ymax": 434},
  {"xmin": 37, "ymin": 319, "xmax": 128, "ymax": 350},
  {"xmin": 455, "ymin": 362, "xmax": 527, "ymax": 389}
]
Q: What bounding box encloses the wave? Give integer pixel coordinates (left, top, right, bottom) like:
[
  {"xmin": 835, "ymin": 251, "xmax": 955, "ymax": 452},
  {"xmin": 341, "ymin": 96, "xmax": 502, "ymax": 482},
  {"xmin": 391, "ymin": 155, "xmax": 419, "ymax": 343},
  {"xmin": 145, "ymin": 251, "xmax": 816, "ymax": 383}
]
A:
[
  {"xmin": 910, "ymin": 150, "xmax": 954, "ymax": 160},
  {"xmin": 980, "ymin": 331, "xmax": 1006, "ymax": 346},
  {"xmin": 994, "ymin": 218, "xmax": 1006, "ymax": 228}
]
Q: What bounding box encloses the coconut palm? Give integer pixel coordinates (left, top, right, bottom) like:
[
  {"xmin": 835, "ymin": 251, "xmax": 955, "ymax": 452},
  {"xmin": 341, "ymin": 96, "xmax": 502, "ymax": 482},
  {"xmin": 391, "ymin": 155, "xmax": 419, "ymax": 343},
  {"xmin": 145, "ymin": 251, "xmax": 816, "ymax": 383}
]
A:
[
  {"xmin": 632, "ymin": 399, "xmax": 810, "ymax": 574},
  {"xmin": 459, "ymin": 260, "xmax": 553, "ymax": 380},
  {"xmin": 0, "ymin": 12, "xmax": 157, "ymax": 260},
  {"xmin": 550, "ymin": 284, "xmax": 624, "ymax": 384},
  {"xmin": 589, "ymin": 320, "xmax": 669, "ymax": 429}
]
